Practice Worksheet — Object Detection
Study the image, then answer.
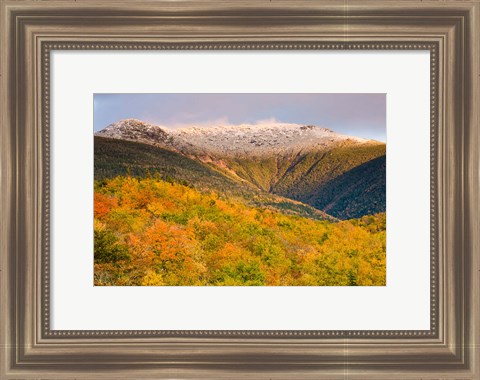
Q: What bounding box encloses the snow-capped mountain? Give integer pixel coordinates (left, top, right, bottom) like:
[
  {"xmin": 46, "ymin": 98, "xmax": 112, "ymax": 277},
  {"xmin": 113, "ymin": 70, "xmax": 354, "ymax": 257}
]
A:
[
  {"xmin": 95, "ymin": 118, "xmax": 386, "ymax": 219},
  {"xmin": 95, "ymin": 119, "xmax": 174, "ymax": 146},
  {"xmin": 95, "ymin": 118, "xmax": 376, "ymax": 157}
]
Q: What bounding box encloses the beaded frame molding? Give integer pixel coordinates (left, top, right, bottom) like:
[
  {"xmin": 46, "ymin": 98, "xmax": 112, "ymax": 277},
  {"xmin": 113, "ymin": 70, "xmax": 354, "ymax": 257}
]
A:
[
  {"xmin": 41, "ymin": 41, "xmax": 439, "ymax": 339},
  {"xmin": 1, "ymin": 1, "xmax": 479, "ymax": 379}
]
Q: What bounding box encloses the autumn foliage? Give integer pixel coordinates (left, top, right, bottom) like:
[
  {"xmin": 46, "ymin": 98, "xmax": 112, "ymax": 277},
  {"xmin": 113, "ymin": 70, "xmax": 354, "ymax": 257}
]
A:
[{"xmin": 94, "ymin": 176, "xmax": 386, "ymax": 286}]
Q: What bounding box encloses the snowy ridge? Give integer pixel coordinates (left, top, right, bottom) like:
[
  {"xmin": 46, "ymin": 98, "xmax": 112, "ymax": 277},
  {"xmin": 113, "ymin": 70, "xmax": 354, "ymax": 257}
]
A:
[
  {"xmin": 95, "ymin": 118, "xmax": 378, "ymax": 157},
  {"xmin": 95, "ymin": 119, "xmax": 174, "ymax": 147}
]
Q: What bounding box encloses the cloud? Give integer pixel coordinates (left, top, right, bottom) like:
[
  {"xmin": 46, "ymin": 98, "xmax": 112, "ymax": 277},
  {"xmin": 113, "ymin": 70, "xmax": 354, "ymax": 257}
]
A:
[
  {"xmin": 165, "ymin": 116, "xmax": 232, "ymax": 129},
  {"xmin": 160, "ymin": 116, "xmax": 306, "ymax": 130},
  {"xmin": 253, "ymin": 117, "xmax": 281, "ymax": 125}
]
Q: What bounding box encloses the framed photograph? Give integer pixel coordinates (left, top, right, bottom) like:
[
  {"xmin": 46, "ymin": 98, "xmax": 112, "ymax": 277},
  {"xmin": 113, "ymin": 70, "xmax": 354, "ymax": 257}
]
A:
[
  {"xmin": 92, "ymin": 93, "xmax": 387, "ymax": 288},
  {"xmin": 1, "ymin": 1, "xmax": 478, "ymax": 379}
]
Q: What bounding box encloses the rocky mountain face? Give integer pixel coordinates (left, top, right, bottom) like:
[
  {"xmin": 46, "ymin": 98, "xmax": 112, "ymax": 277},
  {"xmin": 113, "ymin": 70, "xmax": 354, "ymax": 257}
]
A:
[
  {"xmin": 96, "ymin": 118, "xmax": 373, "ymax": 156},
  {"xmin": 95, "ymin": 119, "xmax": 386, "ymax": 219},
  {"xmin": 96, "ymin": 119, "xmax": 173, "ymax": 146}
]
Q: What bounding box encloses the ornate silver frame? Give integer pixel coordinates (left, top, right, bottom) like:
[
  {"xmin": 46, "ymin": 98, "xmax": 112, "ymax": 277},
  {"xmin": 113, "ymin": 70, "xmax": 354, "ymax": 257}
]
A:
[{"xmin": 1, "ymin": 1, "xmax": 478, "ymax": 378}]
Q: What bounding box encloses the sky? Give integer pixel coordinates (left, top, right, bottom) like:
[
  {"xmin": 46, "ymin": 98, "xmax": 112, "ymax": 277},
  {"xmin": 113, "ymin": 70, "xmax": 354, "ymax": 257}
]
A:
[{"xmin": 94, "ymin": 93, "xmax": 386, "ymax": 142}]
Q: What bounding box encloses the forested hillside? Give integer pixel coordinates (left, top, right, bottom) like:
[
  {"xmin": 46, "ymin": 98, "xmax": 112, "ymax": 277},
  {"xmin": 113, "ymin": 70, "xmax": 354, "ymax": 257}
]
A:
[
  {"xmin": 95, "ymin": 136, "xmax": 335, "ymax": 221},
  {"xmin": 95, "ymin": 135, "xmax": 385, "ymax": 220},
  {"xmin": 93, "ymin": 120, "xmax": 387, "ymax": 286},
  {"xmin": 94, "ymin": 176, "xmax": 386, "ymax": 286},
  {"xmin": 225, "ymin": 141, "xmax": 386, "ymax": 219},
  {"xmin": 311, "ymin": 155, "xmax": 386, "ymax": 219}
]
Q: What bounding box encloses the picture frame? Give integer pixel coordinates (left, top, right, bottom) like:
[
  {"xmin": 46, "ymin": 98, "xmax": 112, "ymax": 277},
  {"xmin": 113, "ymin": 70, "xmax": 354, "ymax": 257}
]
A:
[{"xmin": 1, "ymin": 0, "xmax": 478, "ymax": 378}]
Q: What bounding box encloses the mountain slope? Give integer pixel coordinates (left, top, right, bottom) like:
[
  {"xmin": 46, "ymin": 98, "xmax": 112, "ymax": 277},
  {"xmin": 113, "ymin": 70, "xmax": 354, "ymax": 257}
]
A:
[
  {"xmin": 94, "ymin": 136, "xmax": 336, "ymax": 221},
  {"xmin": 309, "ymin": 155, "xmax": 386, "ymax": 219},
  {"xmin": 273, "ymin": 142, "xmax": 384, "ymax": 193},
  {"xmin": 95, "ymin": 119, "xmax": 386, "ymax": 219},
  {"xmin": 94, "ymin": 135, "xmax": 245, "ymax": 195}
]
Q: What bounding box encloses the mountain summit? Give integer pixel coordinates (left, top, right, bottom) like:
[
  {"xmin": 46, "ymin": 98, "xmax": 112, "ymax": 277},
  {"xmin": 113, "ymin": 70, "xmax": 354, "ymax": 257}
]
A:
[
  {"xmin": 95, "ymin": 118, "xmax": 377, "ymax": 157},
  {"xmin": 95, "ymin": 119, "xmax": 174, "ymax": 147}
]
